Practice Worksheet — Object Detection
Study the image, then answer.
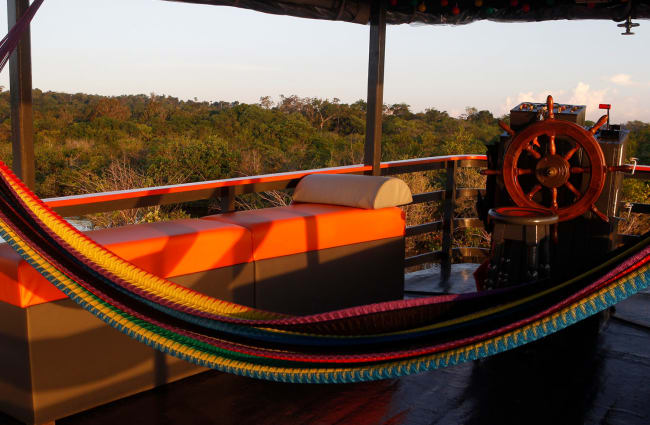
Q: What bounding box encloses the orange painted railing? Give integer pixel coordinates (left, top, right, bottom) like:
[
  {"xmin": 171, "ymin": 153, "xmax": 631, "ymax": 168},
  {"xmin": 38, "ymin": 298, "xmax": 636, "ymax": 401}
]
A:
[
  {"xmin": 43, "ymin": 154, "xmax": 488, "ymax": 216},
  {"xmin": 39, "ymin": 154, "xmax": 648, "ymax": 271}
]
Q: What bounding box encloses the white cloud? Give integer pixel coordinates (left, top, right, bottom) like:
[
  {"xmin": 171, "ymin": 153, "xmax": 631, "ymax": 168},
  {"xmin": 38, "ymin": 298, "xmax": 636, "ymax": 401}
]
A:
[
  {"xmin": 499, "ymin": 90, "xmax": 566, "ymax": 116},
  {"xmin": 499, "ymin": 83, "xmax": 616, "ymax": 121},
  {"xmin": 568, "ymin": 82, "xmax": 609, "ymax": 118},
  {"xmin": 607, "ymin": 74, "xmax": 650, "ymax": 88},
  {"xmin": 609, "ymin": 74, "xmax": 633, "ymax": 86},
  {"xmin": 495, "ymin": 76, "xmax": 650, "ymax": 121}
]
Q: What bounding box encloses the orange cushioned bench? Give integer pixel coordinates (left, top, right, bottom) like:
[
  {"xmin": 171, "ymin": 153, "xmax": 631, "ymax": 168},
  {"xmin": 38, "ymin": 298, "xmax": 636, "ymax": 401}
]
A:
[
  {"xmin": 0, "ymin": 218, "xmax": 255, "ymax": 308},
  {"xmin": 203, "ymin": 203, "xmax": 405, "ymax": 315},
  {"xmin": 0, "ymin": 198, "xmax": 407, "ymax": 424},
  {"xmin": 0, "ymin": 218, "xmax": 256, "ymax": 425}
]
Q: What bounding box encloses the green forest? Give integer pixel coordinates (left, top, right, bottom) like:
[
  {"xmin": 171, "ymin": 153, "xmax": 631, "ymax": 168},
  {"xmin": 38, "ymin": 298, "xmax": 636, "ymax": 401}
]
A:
[
  {"xmin": 0, "ymin": 90, "xmax": 503, "ymax": 197},
  {"xmin": 0, "ymin": 90, "xmax": 648, "ymax": 254}
]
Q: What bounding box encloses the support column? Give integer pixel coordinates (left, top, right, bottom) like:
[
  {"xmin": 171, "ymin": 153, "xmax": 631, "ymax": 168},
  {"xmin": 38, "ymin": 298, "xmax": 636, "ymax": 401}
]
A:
[
  {"xmin": 364, "ymin": 0, "xmax": 386, "ymax": 176},
  {"xmin": 441, "ymin": 160, "xmax": 457, "ymax": 283},
  {"xmin": 8, "ymin": 0, "xmax": 35, "ymax": 189}
]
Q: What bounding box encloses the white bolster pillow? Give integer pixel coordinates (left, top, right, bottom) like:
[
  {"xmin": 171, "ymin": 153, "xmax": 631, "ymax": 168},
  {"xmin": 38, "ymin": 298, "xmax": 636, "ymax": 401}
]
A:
[{"xmin": 292, "ymin": 174, "xmax": 413, "ymax": 209}]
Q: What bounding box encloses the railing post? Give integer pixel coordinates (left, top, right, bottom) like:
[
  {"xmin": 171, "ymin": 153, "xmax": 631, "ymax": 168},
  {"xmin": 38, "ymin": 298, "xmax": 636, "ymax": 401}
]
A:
[
  {"xmin": 7, "ymin": 0, "xmax": 35, "ymax": 190},
  {"xmin": 219, "ymin": 187, "xmax": 235, "ymax": 213},
  {"xmin": 441, "ymin": 160, "xmax": 457, "ymax": 282}
]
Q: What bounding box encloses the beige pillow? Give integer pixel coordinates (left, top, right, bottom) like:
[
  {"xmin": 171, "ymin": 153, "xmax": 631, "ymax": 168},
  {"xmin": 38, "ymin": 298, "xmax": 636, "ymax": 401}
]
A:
[{"xmin": 292, "ymin": 174, "xmax": 413, "ymax": 209}]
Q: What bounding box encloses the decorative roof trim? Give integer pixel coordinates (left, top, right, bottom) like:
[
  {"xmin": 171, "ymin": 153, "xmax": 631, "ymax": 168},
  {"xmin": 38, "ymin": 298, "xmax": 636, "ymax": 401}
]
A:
[{"xmin": 165, "ymin": 0, "xmax": 650, "ymax": 27}]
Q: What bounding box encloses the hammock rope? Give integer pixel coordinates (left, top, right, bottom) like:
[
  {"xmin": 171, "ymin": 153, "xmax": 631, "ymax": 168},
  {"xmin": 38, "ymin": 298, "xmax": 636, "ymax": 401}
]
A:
[
  {"xmin": 0, "ymin": 0, "xmax": 648, "ymax": 383},
  {"xmin": 0, "ymin": 155, "xmax": 649, "ymax": 382},
  {"xmin": 0, "ymin": 0, "xmax": 44, "ymax": 71}
]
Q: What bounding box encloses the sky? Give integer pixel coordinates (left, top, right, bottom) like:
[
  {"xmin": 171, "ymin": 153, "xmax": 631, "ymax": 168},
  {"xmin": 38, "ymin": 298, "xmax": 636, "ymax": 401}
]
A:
[{"xmin": 1, "ymin": 0, "xmax": 649, "ymax": 122}]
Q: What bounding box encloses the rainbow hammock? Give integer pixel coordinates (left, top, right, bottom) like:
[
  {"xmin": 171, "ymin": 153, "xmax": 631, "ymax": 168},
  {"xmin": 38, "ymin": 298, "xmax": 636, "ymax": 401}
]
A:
[
  {"xmin": 1, "ymin": 0, "xmax": 649, "ymax": 384},
  {"xmin": 0, "ymin": 158, "xmax": 648, "ymax": 383}
]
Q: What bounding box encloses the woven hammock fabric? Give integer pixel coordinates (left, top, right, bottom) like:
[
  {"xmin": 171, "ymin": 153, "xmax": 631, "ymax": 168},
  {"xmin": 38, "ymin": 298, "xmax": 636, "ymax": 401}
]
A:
[
  {"xmin": 1, "ymin": 0, "xmax": 649, "ymax": 383},
  {"xmin": 0, "ymin": 157, "xmax": 648, "ymax": 382},
  {"xmin": 0, "ymin": 0, "xmax": 44, "ymax": 71}
]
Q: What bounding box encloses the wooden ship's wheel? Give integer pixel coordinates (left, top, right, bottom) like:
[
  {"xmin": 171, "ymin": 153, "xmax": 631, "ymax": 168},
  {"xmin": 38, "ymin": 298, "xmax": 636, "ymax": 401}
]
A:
[{"xmin": 485, "ymin": 95, "xmax": 630, "ymax": 222}]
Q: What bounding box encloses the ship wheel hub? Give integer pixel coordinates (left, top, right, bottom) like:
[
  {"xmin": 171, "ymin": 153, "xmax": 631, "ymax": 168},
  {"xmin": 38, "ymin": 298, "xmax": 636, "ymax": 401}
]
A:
[{"xmin": 535, "ymin": 154, "xmax": 570, "ymax": 188}]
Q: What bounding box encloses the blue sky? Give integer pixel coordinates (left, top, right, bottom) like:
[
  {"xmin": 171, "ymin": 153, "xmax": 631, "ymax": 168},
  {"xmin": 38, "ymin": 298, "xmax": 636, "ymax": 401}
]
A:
[{"xmin": 1, "ymin": 0, "xmax": 649, "ymax": 122}]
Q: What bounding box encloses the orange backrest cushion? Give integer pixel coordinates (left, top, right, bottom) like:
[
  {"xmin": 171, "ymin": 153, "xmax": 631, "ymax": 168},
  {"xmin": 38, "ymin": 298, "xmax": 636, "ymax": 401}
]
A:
[
  {"xmin": 202, "ymin": 203, "xmax": 405, "ymax": 261},
  {"xmin": 0, "ymin": 219, "xmax": 253, "ymax": 308}
]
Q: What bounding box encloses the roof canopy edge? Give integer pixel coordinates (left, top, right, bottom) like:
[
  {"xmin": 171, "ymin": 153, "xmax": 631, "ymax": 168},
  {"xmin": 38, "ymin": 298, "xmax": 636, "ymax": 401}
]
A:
[{"xmin": 165, "ymin": 0, "xmax": 650, "ymax": 26}]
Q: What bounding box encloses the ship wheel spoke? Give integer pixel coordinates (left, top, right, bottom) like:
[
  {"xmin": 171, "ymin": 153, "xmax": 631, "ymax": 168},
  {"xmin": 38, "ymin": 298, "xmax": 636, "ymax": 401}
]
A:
[
  {"xmin": 570, "ymin": 166, "xmax": 590, "ymax": 174},
  {"xmin": 564, "ymin": 144, "xmax": 579, "ymax": 161},
  {"xmin": 589, "ymin": 115, "xmax": 608, "ymax": 135},
  {"xmin": 546, "ymin": 95, "xmax": 555, "ymax": 120},
  {"xmin": 549, "ymin": 134, "xmax": 556, "ymax": 155},
  {"xmin": 480, "ymin": 169, "xmax": 502, "ymax": 176},
  {"xmin": 590, "ymin": 204, "xmax": 609, "ymax": 223},
  {"xmin": 550, "ymin": 187, "xmax": 558, "ymax": 211},
  {"xmin": 516, "ymin": 168, "xmax": 533, "ymax": 176},
  {"xmin": 527, "ymin": 184, "xmax": 542, "ymax": 200},
  {"xmin": 564, "ymin": 181, "xmax": 581, "ymax": 200},
  {"xmin": 531, "ymin": 137, "xmax": 540, "ymax": 148},
  {"xmin": 524, "ymin": 143, "xmax": 541, "ymax": 160},
  {"xmin": 499, "ymin": 121, "xmax": 515, "ymax": 136},
  {"xmin": 526, "ymin": 183, "xmax": 542, "ymax": 201}
]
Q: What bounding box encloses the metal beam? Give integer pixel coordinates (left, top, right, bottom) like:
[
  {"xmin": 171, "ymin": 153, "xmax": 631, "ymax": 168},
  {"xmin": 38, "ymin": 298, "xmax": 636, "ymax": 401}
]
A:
[
  {"xmin": 363, "ymin": 0, "xmax": 385, "ymax": 176},
  {"xmin": 7, "ymin": 0, "xmax": 35, "ymax": 190},
  {"xmin": 441, "ymin": 160, "xmax": 457, "ymax": 282}
]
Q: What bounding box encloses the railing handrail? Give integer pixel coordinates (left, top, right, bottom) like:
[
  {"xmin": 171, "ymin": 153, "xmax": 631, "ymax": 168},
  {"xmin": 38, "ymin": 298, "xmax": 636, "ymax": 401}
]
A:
[
  {"xmin": 44, "ymin": 154, "xmax": 489, "ymax": 216},
  {"xmin": 35, "ymin": 153, "xmax": 649, "ymax": 274}
]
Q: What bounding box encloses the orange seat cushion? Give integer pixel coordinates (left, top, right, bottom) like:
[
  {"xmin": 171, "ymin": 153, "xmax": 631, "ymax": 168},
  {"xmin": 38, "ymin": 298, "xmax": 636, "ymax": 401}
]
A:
[
  {"xmin": 0, "ymin": 219, "xmax": 253, "ymax": 308},
  {"xmin": 203, "ymin": 204, "xmax": 405, "ymax": 261}
]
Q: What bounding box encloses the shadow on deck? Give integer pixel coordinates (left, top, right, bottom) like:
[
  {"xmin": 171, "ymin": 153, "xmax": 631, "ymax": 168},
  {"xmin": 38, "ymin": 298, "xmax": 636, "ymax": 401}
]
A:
[{"xmin": 3, "ymin": 265, "xmax": 649, "ymax": 425}]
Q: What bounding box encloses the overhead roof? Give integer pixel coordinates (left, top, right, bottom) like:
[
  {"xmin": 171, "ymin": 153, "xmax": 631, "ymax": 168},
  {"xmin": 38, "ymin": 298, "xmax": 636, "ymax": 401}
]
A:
[{"xmin": 167, "ymin": 0, "xmax": 649, "ymax": 26}]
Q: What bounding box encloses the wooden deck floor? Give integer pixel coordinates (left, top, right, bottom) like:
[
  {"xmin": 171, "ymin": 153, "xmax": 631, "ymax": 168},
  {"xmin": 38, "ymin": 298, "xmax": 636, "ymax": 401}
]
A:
[{"xmin": 4, "ymin": 265, "xmax": 650, "ymax": 425}]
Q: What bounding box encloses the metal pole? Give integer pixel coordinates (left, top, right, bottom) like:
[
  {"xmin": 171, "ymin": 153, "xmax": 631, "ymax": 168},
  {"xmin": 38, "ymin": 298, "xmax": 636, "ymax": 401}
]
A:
[
  {"xmin": 441, "ymin": 160, "xmax": 457, "ymax": 283},
  {"xmin": 7, "ymin": 0, "xmax": 35, "ymax": 190},
  {"xmin": 364, "ymin": 0, "xmax": 385, "ymax": 176}
]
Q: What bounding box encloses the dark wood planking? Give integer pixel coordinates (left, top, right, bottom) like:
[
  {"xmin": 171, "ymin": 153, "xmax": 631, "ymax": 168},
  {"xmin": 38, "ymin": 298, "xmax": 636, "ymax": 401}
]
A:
[
  {"xmin": 28, "ymin": 308, "xmax": 650, "ymax": 425},
  {"xmin": 405, "ymin": 247, "xmax": 487, "ymax": 268},
  {"xmin": 410, "ymin": 188, "xmax": 485, "ymax": 205},
  {"xmin": 411, "ymin": 190, "xmax": 444, "ymax": 204},
  {"xmin": 405, "ymin": 221, "xmax": 442, "ymax": 237},
  {"xmin": 404, "ymin": 250, "xmax": 443, "ymax": 268},
  {"xmin": 363, "ymin": 0, "xmax": 385, "ymax": 176},
  {"xmin": 405, "ymin": 218, "xmax": 483, "ymax": 238},
  {"xmin": 7, "ymin": 0, "xmax": 35, "ymax": 190}
]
